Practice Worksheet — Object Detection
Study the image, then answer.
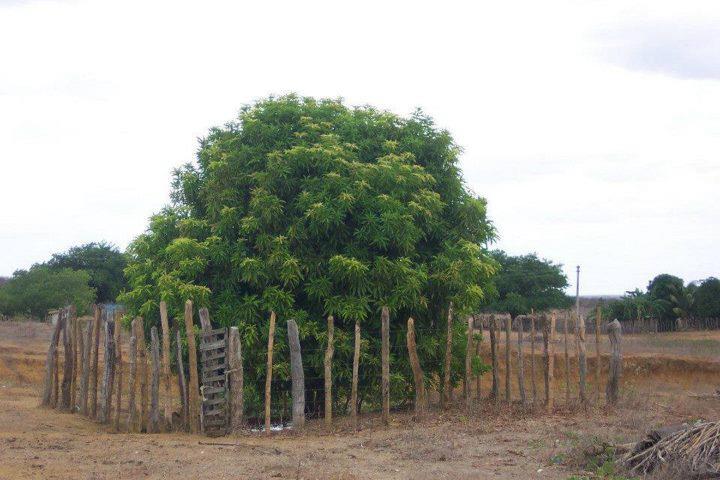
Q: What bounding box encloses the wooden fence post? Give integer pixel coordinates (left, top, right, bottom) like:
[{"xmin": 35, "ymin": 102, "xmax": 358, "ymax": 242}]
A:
[
  {"xmin": 90, "ymin": 305, "xmax": 102, "ymax": 418},
  {"xmin": 606, "ymin": 319, "xmax": 622, "ymax": 405},
  {"xmin": 264, "ymin": 311, "xmax": 276, "ymax": 435},
  {"xmin": 114, "ymin": 313, "xmax": 123, "ymax": 431},
  {"xmin": 159, "ymin": 301, "xmax": 172, "ymax": 429},
  {"xmin": 381, "ymin": 306, "xmax": 390, "ymax": 425},
  {"xmin": 41, "ymin": 307, "xmax": 65, "ymax": 407},
  {"xmin": 176, "ymin": 328, "xmax": 188, "ymax": 430},
  {"xmin": 136, "ymin": 317, "xmax": 148, "ymax": 432},
  {"xmin": 150, "ymin": 326, "xmax": 161, "ymax": 433},
  {"xmin": 228, "ymin": 326, "xmax": 244, "ymax": 434},
  {"xmin": 564, "ymin": 313, "xmax": 570, "ymax": 405},
  {"xmin": 79, "ymin": 319, "xmax": 93, "ymax": 415},
  {"xmin": 406, "ymin": 317, "xmax": 425, "ymax": 417},
  {"xmin": 505, "ymin": 314, "xmax": 512, "ymax": 402},
  {"xmin": 475, "ymin": 317, "xmax": 482, "ymax": 400},
  {"xmin": 70, "ymin": 309, "xmax": 79, "ymax": 412},
  {"xmin": 184, "ymin": 300, "xmax": 200, "ymax": 434},
  {"xmin": 465, "ymin": 316, "xmax": 473, "ymax": 411},
  {"xmin": 530, "ymin": 312, "xmax": 537, "ymax": 405},
  {"xmin": 98, "ymin": 319, "xmax": 116, "ymax": 423},
  {"xmin": 351, "ymin": 319, "xmax": 360, "ymax": 428},
  {"xmin": 442, "ymin": 303, "xmax": 453, "ymax": 409},
  {"xmin": 76, "ymin": 319, "xmax": 84, "ymax": 413},
  {"xmin": 287, "ymin": 319, "xmax": 305, "ymax": 430},
  {"xmin": 127, "ymin": 334, "xmax": 138, "ymax": 432},
  {"xmin": 542, "ymin": 313, "xmax": 556, "ymax": 412},
  {"xmin": 595, "ymin": 305, "xmax": 602, "ymax": 403},
  {"xmin": 516, "ymin": 316, "xmax": 526, "ymax": 405},
  {"xmin": 324, "ymin": 316, "xmax": 334, "ymax": 426},
  {"xmin": 489, "ymin": 314, "xmax": 499, "ymax": 403},
  {"xmin": 576, "ymin": 313, "xmax": 587, "ymax": 406},
  {"xmin": 60, "ymin": 306, "xmax": 76, "ymax": 411}
]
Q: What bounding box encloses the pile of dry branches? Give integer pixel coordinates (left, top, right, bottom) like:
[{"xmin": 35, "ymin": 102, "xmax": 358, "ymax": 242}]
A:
[{"xmin": 623, "ymin": 421, "xmax": 720, "ymax": 477}]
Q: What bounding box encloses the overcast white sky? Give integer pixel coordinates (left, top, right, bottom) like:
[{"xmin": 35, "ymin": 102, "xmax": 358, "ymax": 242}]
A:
[{"xmin": 1, "ymin": 0, "xmax": 719, "ymax": 295}]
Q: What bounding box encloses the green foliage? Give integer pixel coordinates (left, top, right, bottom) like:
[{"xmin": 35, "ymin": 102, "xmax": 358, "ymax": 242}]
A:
[
  {"xmin": 483, "ymin": 250, "xmax": 571, "ymax": 317},
  {"xmin": 0, "ymin": 266, "xmax": 95, "ymax": 318},
  {"xmin": 120, "ymin": 95, "xmax": 497, "ymax": 415},
  {"xmin": 647, "ymin": 274, "xmax": 685, "ymax": 324},
  {"xmin": 689, "ymin": 277, "xmax": 720, "ymax": 318},
  {"xmin": 46, "ymin": 241, "xmax": 127, "ymax": 303}
]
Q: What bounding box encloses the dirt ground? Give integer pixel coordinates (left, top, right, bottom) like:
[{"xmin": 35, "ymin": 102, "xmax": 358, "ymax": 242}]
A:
[{"xmin": 1, "ymin": 320, "xmax": 719, "ymax": 480}]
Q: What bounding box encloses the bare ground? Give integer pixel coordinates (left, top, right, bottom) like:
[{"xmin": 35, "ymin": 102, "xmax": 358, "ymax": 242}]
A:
[{"xmin": 1, "ymin": 320, "xmax": 719, "ymax": 480}]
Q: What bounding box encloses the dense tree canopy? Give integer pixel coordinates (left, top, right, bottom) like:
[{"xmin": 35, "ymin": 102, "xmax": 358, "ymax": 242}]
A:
[
  {"xmin": 0, "ymin": 266, "xmax": 95, "ymax": 318},
  {"xmin": 482, "ymin": 251, "xmax": 570, "ymax": 317},
  {"xmin": 689, "ymin": 277, "xmax": 720, "ymax": 319},
  {"xmin": 47, "ymin": 241, "xmax": 127, "ymax": 303},
  {"xmin": 120, "ymin": 95, "xmax": 497, "ymax": 415}
]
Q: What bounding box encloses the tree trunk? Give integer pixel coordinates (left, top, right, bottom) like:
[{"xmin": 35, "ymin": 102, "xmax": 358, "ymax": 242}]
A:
[
  {"xmin": 42, "ymin": 308, "xmax": 65, "ymax": 407},
  {"xmin": 89, "ymin": 305, "xmax": 102, "ymax": 418},
  {"xmin": 464, "ymin": 316, "xmax": 473, "ymax": 412},
  {"xmin": 516, "ymin": 316, "xmax": 526, "ymax": 405},
  {"xmin": 176, "ymin": 328, "xmax": 188, "ymax": 431},
  {"xmin": 184, "ymin": 300, "xmax": 200, "ymax": 434},
  {"xmin": 406, "ymin": 317, "xmax": 425, "ymax": 417},
  {"xmin": 228, "ymin": 326, "xmax": 244, "ymax": 434},
  {"xmin": 489, "ymin": 314, "xmax": 499, "ymax": 403},
  {"xmin": 98, "ymin": 319, "xmax": 115, "ymax": 423},
  {"xmin": 381, "ymin": 306, "xmax": 390, "ymax": 425},
  {"xmin": 324, "ymin": 316, "xmax": 334, "ymax": 426},
  {"xmin": 159, "ymin": 300, "xmax": 172, "ymax": 429},
  {"xmin": 287, "ymin": 319, "xmax": 305, "ymax": 430},
  {"xmin": 505, "ymin": 314, "xmax": 512, "ymax": 403},
  {"xmin": 126, "ymin": 334, "xmax": 138, "ymax": 432},
  {"xmin": 351, "ymin": 319, "xmax": 360, "ymax": 429},
  {"xmin": 264, "ymin": 311, "xmax": 276, "ymax": 435},
  {"xmin": 114, "ymin": 314, "xmax": 123, "ymax": 431},
  {"xmin": 606, "ymin": 319, "xmax": 622, "ymax": 405},
  {"xmin": 576, "ymin": 313, "xmax": 587, "ymax": 406},
  {"xmin": 150, "ymin": 326, "xmax": 161, "ymax": 433},
  {"xmin": 442, "ymin": 302, "xmax": 453, "ymax": 409},
  {"xmin": 543, "ymin": 313, "xmax": 556, "ymax": 413}
]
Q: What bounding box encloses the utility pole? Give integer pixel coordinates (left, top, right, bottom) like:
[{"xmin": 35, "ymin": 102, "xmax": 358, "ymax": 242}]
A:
[{"xmin": 575, "ymin": 265, "xmax": 580, "ymax": 318}]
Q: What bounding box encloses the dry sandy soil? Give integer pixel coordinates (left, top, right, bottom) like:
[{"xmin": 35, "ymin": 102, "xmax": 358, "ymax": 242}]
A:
[{"xmin": 1, "ymin": 320, "xmax": 719, "ymax": 480}]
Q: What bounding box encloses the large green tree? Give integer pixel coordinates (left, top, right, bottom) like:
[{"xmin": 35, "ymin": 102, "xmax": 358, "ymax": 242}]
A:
[
  {"xmin": 483, "ymin": 251, "xmax": 571, "ymax": 317},
  {"xmin": 120, "ymin": 95, "xmax": 497, "ymax": 415},
  {"xmin": 647, "ymin": 273, "xmax": 685, "ymax": 330},
  {"xmin": 690, "ymin": 277, "xmax": 720, "ymax": 319},
  {"xmin": 47, "ymin": 241, "xmax": 127, "ymax": 303},
  {"xmin": 0, "ymin": 266, "xmax": 95, "ymax": 319}
]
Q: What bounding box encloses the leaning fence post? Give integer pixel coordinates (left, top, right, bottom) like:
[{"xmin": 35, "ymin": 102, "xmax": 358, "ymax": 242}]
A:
[
  {"xmin": 576, "ymin": 313, "xmax": 587, "ymax": 406},
  {"xmin": 79, "ymin": 319, "xmax": 93, "ymax": 415},
  {"xmin": 114, "ymin": 313, "xmax": 123, "ymax": 431},
  {"xmin": 516, "ymin": 316, "xmax": 526, "ymax": 405},
  {"xmin": 406, "ymin": 317, "xmax": 425, "ymax": 417},
  {"xmin": 176, "ymin": 328, "xmax": 188, "ymax": 430},
  {"xmin": 505, "ymin": 314, "xmax": 512, "ymax": 402},
  {"xmin": 381, "ymin": 306, "xmax": 390, "ymax": 425},
  {"xmin": 489, "ymin": 314, "xmax": 499, "ymax": 403},
  {"xmin": 127, "ymin": 333, "xmax": 138, "ymax": 432},
  {"xmin": 595, "ymin": 305, "xmax": 602, "ymax": 403},
  {"xmin": 42, "ymin": 307, "xmax": 65, "ymax": 407},
  {"xmin": 543, "ymin": 312, "xmax": 556, "ymax": 412},
  {"xmin": 530, "ymin": 311, "xmax": 537, "ymax": 405},
  {"xmin": 606, "ymin": 319, "xmax": 622, "ymax": 405},
  {"xmin": 98, "ymin": 319, "xmax": 116, "ymax": 423},
  {"xmin": 264, "ymin": 311, "xmax": 276, "ymax": 435},
  {"xmin": 287, "ymin": 319, "xmax": 305, "ymax": 430},
  {"xmin": 324, "ymin": 315, "xmax": 334, "ymax": 426},
  {"xmin": 159, "ymin": 301, "xmax": 172, "ymax": 429},
  {"xmin": 351, "ymin": 319, "xmax": 361, "ymax": 429},
  {"xmin": 184, "ymin": 300, "xmax": 200, "ymax": 434},
  {"xmin": 228, "ymin": 326, "xmax": 244, "ymax": 434},
  {"xmin": 442, "ymin": 303, "xmax": 453, "ymax": 409},
  {"xmin": 464, "ymin": 316, "xmax": 473, "ymax": 412},
  {"xmin": 89, "ymin": 305, "xmax": 102, "ymax": 418},
  {"xmin": 150, "ymin": 326, "xmax": 161, "ymax": 433}
]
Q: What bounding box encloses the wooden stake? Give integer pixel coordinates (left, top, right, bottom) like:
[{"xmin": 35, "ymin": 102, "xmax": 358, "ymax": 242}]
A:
[
  {"xmin": 475, "ymin": 317, "xmax": 482, "ymax": 400},
  {"xmin": 70, "ymin": 310, "xmax": 78, "ymax": 412},
  {"xmin": 489, "ymin": 314, "xmax": 499, "ymax": 403},
  {"xmin": 516, "ymin": 316, "xmax": 526, "ymax": 405},
  {"xmin": 543, "ymin": 313, "xmax": 556, "ymax": 412},
  {"xmin": 76, "ymin": 318, "xmax": 84, "ymax": 413},
  {"xmin": 150, "ymin": 326, "xmax": 161, "ymax": 433},
  {"xmin": 287, "ymin": 319, "xmax": 305, "ymax": 430},
  {"xmin": 442, "ymin": 302, "xmax": 453, "ymax": 409},
  {"xmin": 159, "ymin": 300, "xmax": 172, "ymax": 429},
  {"xmin": 79, "ymin": 319, "xmax": 93, "ymax": 415},
  {"xmin": 324, "ymin": 315, "xmax": 334, "ymax": 426},
  {"xmin": 114, "ymin": 313, "xmax": 123, "ymax": 431},
  {"xmin": 576, "ymin": 312, "xmax": 587, "ymax": 406},
  {"xmin": 505, "ymin": 314, "xmax": 512, "ymax": 402},
  {"xmin": 98, "ymin": 319, "xmax": 116, "ymax": 423},
  {"xmin": 465, "ymin": 316, "xmax": 473, "ymax": 412},
  {"xmin": 595, "ymin": 305, "xmax": 602, "ymax": 403},
  {"xmin": 530, "ymin": 312, "xmax": 537, "ymax": 405},
  {"xmin": 564, "ymin": 313, "xmax": 570, "ymax": 405},
  {"xmin": 42, "ymin": 307, "xmax": 64, "ymax": 407},
  {"xmin": 606, "ymin": 319, "xmax": 622, "ymax": 405},
  {"xmin": 381, "ymin": 306, "xmax": 390, "ymax": 425},
  {"xmin": 351, "ymin": 319, "xmax": 360, "ymax": 428},
  {"xmin": 406, "ymin": 317, "xmax": 425, "ymax": 417},
  {"xmin": 127, "ymin": 333, "xmax": 138, "ymax": 432},
  {"xmin": 184, "ymin": 300, "xmax": 200, "ymax": 434},
  {"xmin": 264, "ymin": 311, "xmax": 276, "ymax": 435},
  {"xmin": 136, "ymin": 317, "xmax": 148, "ymax": 432},
  {"xmin": 228, "ymin": 326, "xmax": 244, "ymax": 434},
  {"xmin": 60, "ymin": 306, "xmax": 76, "ymax": 411},
  {"xmin": 89, "ymin": 305, "xmax": 102, "ymax": 418},
  {"xmin": 176, "ymin": 328, "xmax": 188, "ymax": 430}
]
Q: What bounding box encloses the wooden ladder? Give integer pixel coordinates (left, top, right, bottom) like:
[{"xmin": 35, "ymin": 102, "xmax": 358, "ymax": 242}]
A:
[{"xmin": 199, "ymin": 327, "xmax": 229, "ymax": 436}]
